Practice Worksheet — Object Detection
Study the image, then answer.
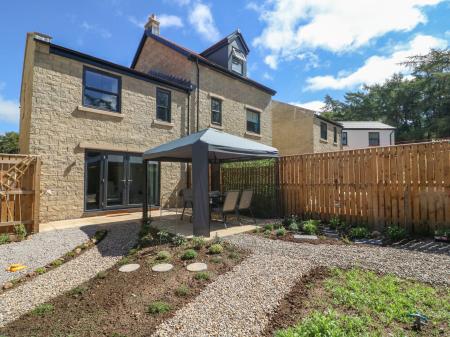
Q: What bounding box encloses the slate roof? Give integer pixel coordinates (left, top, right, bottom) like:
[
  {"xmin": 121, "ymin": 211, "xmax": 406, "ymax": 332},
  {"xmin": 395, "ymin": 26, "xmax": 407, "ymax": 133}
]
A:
[{"xmin": 340, "ymin": 121, "xmax": 396, "ymax": 130}]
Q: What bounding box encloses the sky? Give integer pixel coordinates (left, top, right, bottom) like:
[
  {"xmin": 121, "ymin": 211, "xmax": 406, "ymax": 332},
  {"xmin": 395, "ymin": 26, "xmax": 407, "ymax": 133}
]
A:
[{"xmin": 0, "ymin": 0, "xmax": 449, "ymax": 134}]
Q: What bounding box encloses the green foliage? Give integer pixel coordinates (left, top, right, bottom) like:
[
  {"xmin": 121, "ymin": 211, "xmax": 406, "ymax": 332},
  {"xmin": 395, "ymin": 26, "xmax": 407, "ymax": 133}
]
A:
[
  {"xmin": 0, "ymin": 131, "xmax": 19, "ymax": 154},
  {"xmin": 156, "ymin": 250, "xmax": 171, "ymax": 261},
  {"xmin": 302, "ymin": 220, "xmax": 319, "ymax": 235},
  {"xmin": 93, "ymin": 229, "xmax": 107, "ymax": 242},
  {"xmin": 435, "ymin": 228, "xmax": 450, "ymax": 237},
  {"xmin": 156, "ymin": 230, "xmax": 171, "ymax": 244},
  {"xmin": 191, "ymin": 236, "xmax": 206, "ymax": 250},
  {"xmin": 31, "ymin": 303, "xmax": 54, "ymax": 316},
  {"xmin": 329, "ymin": 217, "xmax": 341, "ymax": 230},
  {"xmin": 210, "ymin": 256, "xmax": 222, "ymax": 263},
  {"xmin": 323, "ymin": 49, "xmax": 450, "ymax": 143},
  {"xmin": 127, "ymin": 248, "xmax": 139, "ymax": 257},
  {"xmin": 13, "ymin": 224, "xmax": 27, "ymax": 241},
  {"xmin": 263, "ymin": 223, "xmax": 274, "ymax": 231},
  {"xmin": 0, "ymin": 233, "xmax": 10, "ymax": 245},
  {"xmin": 386, "ymin": 225, "xmax": 407, "ymax": 242},
  {"xmin": 228, "ymin": 251, "xmax": 240, "ymax": 260},
  {"xmin": 276, "ymin": 228, "xmax": 286, "ymax": 237},
  {"xmin": 348, "ymin": 226, "xmax": 369, "ymax": 240},
  {"xmin": 264, "ymin": 229, "xmax": 272, "ymax": 237},
  {"xmin": 208, "ymin": 243, "xmax": 224, "ymax": 254},
  {"xmin": 96, "ymin": 271, "xmax": 107, "ymax": 279},
  {"xmin": 175, "ymin": 285, "xmax": 190, "ymax": 297},
  {"xmin": 194, "ymin": 271, "xmax": 210, "ymax": 281},
  {"xmin": 171, "ymin": 234, "xmax": 187, "ymax": 246},
  {"xmin": 288, "ymin": 222, "xmax": 299, "ymax": 232},
  {"xmin": 118, "ymin": 257, "xmax": 130, "ymax": 266},
  {"xmin": 181, "ymin": 249, "xmax": 197, "ymax": 260},
  {"xmin": 147, "ymin": 301, "xmax": 171, "ymax": 315},
  {"xmin": 35, "ymin": 267, "xmax": 46, "ymax": 275},
  {"xmin": 51, "ymin": 259, "xmax": 63, "ymax": 267},
  {"xmin": 69, "ymin": 286, "xmax": 87, "ymax": 297}
]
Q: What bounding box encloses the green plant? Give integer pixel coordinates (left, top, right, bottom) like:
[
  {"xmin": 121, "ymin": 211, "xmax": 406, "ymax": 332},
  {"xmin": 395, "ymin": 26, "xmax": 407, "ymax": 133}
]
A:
[
  {"xmin": 264, "ymin": 229, "xmax": 272, "ymax": 237},
  {"xmin": 127, "ymin": 248, "xmax": 139, "ymax": 256},
  {"xmin": 0, "ymin": 233, "xmax": 10, "ymax": 245},
  {"xmin": 329, "ymin": 216, "xmax": 340, "ymax": 230},
  {"xmin": 191, "ymin": 236, "xmax": 206, "ymax": 250},
  {"xmin": 264, "ymin": 223, "xmax": 274, "ymax": 231},
  {"xmin": 65, "ymin": 251, "xmax": 76, "ymax": 258},
  {"xmin": 341, "ymin": 236, "xmax": 352, "ymax": 245},
  {"xmin": 157, "ymin": 230, "xmax": 171, "ymax": 244},
  {"xmin": 147, "ymin": 301, "xmax": 171, "ymax": 315},
  {"xmin": 208, "ymin": 243, "xmax": 224, "ymax": 254},
  {"xmin": 13, "ymin": 223, "xmax": 27, "ymax": 240},
  {"xmin": 118, "ymin": 257, "xmax": 130, "ymax": 266},
  {"xmin": 35, "ymin": 267, "xmax": 46, "ymax": 275},
  {"xmin": 93, "ymin": 229, "xmax": 107, "ymax": 242},
  {"xmin": 228, "ymin": 251, "xmax": 240, "ymax": 260},
  {"xmin": 175, "ymin": 285, "xmax": 190, "ymax": 296},
  {"xmin": 435, "ymin": 228, "xmax": 450, "ymax": 237},
  {"xmin": 210, "ymin": 256, "xmax": 222, "ymax": 263},
  {"xmin": 302, "ymin": 220, "xmax": 318, "ymax": 235},
  {"xmin": 276, "ymin": 228, "xmax": 287, "ymax": 237},
  {"xmin": 31, "ymin": 303, "xmax": 54, "ymax": 316},
  {"xmin": 386, "ymin": 225, "xmax": 407, "ymax": 242},
  {"xmin": 194, "ymin": 271, "xmax": 210, "ymax": 281},
  {"xmin": 139, "ymin": 233, "xmax": 154, "ymax": 247},
  {"xmin": 97, "ymin": 271, "xmax": 107, "ymax": 279},
  {"xmin": 181, "ymin": 249, "xmax": 198, "ymax": 260},
  {"xmin": 51, "ymin": 259, "xmax": 63, "ymax": 267},
  {"xmin": 171, "ymin": 234, "xmax": 187, "ymax": 246},
  {"xmin": 156, "ymin": 250, "xmax": 171, "ymax": 261},
  {"xmin": 348, "ymin": 226, "xmax": 369, "ymax": 240},
  {"xmin": 288, "ymin": 222, "xmax": 299, "ymax": 232},
  {"xmin": 69, "ymin": 286, "xmax": 87, "ymax": 297}
]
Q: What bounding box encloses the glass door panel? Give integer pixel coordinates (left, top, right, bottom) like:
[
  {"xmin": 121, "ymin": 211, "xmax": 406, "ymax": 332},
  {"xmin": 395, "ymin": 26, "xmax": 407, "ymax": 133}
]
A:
[
  {"xmin": 106, "ymin": 154, "xmax": 125, "ymax": 207},
  {"xmin": 147, "ymin": 162, "xmax": 160, "ymax": 206},
  {"xmin": 129, "ymin": 156, "xmax": 145, "ymax": 205},
  {"xmin": 85, "ymin": 152, "xmax": 102, "ymax": 210}
]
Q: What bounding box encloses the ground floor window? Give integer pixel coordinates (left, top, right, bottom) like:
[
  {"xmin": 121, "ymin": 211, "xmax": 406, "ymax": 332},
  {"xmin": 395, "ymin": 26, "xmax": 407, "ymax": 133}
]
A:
[
  {"xmin": 85, "ymin": 151, "xmax": 160, "ymax": 211},
  {"xmin": 369, "ymin": 132, "xmax": 380, "ymax": 146}
]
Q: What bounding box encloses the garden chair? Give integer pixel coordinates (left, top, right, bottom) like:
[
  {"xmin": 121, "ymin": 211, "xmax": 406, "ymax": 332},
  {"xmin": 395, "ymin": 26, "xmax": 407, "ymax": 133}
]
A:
[
  {"xmin": 212, "ymin": 190, "xmax": 240, "ymax": 228},
  {"xmin": 237, "ymin": 189, "xmax": 256, "ymax": 224},
  {"xmin": 180, "ymin": 188, "xmax": 193, "ymax": 221}
]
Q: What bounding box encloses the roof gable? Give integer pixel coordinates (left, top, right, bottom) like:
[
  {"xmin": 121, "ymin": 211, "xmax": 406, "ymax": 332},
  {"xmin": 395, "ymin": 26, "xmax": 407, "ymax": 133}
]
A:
[{"xmin": 200, "ymin": 30, "xmax": 250, "ymax": 57}]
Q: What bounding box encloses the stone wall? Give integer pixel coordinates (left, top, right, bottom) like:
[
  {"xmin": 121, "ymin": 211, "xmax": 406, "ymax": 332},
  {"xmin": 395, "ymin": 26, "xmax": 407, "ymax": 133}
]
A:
[{"xmin": 312, "ymin": 117, "xmax": 342, "ymax": 153}]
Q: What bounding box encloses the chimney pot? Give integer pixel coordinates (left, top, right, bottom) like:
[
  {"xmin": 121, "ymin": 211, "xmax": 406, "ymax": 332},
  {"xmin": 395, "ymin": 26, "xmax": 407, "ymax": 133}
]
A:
[{"xmin": 145, "ymin": 14, "xmax": 160, "ymax": 35}]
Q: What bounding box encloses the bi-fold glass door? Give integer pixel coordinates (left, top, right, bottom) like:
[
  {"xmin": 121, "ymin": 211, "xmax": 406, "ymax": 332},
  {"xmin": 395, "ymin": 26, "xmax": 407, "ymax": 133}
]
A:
[{"xmin": 85, "ymin": 151, "xmax": 160, "ymax": 211}]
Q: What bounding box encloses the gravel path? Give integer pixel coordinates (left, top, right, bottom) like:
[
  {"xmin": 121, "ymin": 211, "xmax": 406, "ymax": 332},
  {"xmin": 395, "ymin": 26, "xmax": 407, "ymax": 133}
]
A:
[
  {"xmin": 0, "ymin": 221, "xmax": 139, "ymax": 327},
  {"xmin": 0, "ymin": 227, "xmax": 98, "ymax": 285},
  {"xmin": 154, "ymin": 234, "xmax": 450, "ymax": 337}
]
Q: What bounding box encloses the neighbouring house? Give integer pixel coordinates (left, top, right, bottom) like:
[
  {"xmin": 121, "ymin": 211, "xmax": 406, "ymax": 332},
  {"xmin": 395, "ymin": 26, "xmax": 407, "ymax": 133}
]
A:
[
  {"xmin": 340, "ymin": 121, "xmax": 395, "ymax": 149},
  {"xmin": 18, "ymin": 14, "xmax": 275, "ymax": 222},
  {"xmin": 271, "ymin": 100, "xmax": 342, "ymax": 155}
]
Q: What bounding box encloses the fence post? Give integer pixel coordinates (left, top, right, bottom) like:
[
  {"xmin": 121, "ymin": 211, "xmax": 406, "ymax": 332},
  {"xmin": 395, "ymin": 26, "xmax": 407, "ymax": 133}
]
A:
[{"xmin": 32, "ymin": 157, "xmax": 41, "ymax": 233}]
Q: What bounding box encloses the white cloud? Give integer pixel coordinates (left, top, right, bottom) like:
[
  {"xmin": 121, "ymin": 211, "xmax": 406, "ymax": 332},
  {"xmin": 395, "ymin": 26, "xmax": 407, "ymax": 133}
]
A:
[
  {"xmin": 165, "ymin": 0, "xmax": 191, "ymax": 5},
  {"xmin": 0, "ymin": 83, "xmax": 19, "ymax": 124},
  {"xmin": 290, "ymin": 100, "xmax": 325, "ymax": 112},
  {"xmin": 80, "ymin": 21, "xmax": 112, "ymax": 39},
  {"xmin": 128, "ymin": 16, "xmax": 146, "ymax": 28},
  {"xmin": 252, "ymin": 0, "xmax": 444, "ymax": 68},
  {"xmin": 297, "ymin": 52, "xmax": 320, "ymax": 71},
  {"xmin": 188, "ymin": 2, "xmax": 220, "ymax": 42},
  {"xmin": 263, "ymin": 72, "xmax": 274, "ymax": 80},
  {"xmin": 305, "ymin": 34, "xmax": 447, "ymax": 91},
  {"xmin": 159, "ymin": 14, "xmax": 184, "ymax": 28}
]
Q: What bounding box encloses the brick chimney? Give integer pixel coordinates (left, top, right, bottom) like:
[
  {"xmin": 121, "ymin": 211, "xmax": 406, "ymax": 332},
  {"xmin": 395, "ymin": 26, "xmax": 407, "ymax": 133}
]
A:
[{"xmin": 145, "ymin": 14, "xmax": 160, "ymax": 35}]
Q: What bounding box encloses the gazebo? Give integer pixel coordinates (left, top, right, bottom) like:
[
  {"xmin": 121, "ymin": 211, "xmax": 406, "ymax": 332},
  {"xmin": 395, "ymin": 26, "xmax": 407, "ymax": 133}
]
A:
[{"xmin": 142, "ymin": 128, "xmax": 278, "ymax": 237}]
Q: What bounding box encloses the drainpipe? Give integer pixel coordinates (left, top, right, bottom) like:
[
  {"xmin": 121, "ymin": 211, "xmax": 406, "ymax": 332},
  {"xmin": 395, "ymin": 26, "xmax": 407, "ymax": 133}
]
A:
[
  {"xmin": 187, "ymin": 91, "xmax": 190, "ymax": 135},
  {"xmin": 389, "ymin": 130, "xmax": 395, "ymax": 145},
  {"xmin": 196, "ymin": 58, "xmax": 200, "ymax": 132}
]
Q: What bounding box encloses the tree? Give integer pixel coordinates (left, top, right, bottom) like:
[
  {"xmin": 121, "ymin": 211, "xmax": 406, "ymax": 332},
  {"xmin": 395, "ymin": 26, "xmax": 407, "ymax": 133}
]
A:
[
  {"xmin": 323, "ymin": 49, "xmax": 450, "ymax": 143},
  {"xmin": 0, "ymin": 131, "xmax": 19, "ymax": 154}
]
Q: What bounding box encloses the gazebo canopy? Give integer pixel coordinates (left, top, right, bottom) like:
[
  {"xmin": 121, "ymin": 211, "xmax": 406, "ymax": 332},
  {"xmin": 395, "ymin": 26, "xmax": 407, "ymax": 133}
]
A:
[
  {"xmin": 143, "ymin": 128, "xmax": 279, "ymax": 237},
  {"xmin": 143, "ymin": 128, "xmax": 278, "ymax": 162}
]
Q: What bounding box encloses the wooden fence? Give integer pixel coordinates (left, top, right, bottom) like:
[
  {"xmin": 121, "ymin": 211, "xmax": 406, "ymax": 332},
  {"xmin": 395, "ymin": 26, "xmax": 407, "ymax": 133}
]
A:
[
  {"xmin": 221, "ymin": 141, "xmax": 450, "ymax": 234},
  {"xmin": 0, "ymin": 154, "xmax": 41, "ymax": 234}
]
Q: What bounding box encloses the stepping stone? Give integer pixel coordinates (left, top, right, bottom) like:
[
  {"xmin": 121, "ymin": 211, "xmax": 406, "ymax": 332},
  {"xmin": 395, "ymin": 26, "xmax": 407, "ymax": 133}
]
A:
[
  {"xmin": 293, "ymin": 234, "xmax": 318, "ymax": 240},
  {"xmin": 186, "ymin": 262, "xmax": 207, "ymax": 272},
  {"xmin": 152, "ymin": 263, "xmax": 174, "ymax": 272},
  {"xmin": 119, "ymin": 263, "xmax": 140, "ymax": 273}
]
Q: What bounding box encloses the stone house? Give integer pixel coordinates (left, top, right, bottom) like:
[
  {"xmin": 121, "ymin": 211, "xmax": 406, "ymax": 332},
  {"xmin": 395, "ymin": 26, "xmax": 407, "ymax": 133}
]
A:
[
  {"xmin": 271, "ymin": 100, "xmax": 342, "ymax": 156},
  {"xmin": 18, "ymin": 15, "xmax": 275, "ymax": 222}
]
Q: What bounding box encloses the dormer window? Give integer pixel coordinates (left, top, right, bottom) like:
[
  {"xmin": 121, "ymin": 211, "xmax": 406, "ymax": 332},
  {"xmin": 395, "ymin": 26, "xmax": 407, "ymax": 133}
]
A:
[{"xmin": 231, "ymin": 48, "xmax": 246, "ymax": 75}]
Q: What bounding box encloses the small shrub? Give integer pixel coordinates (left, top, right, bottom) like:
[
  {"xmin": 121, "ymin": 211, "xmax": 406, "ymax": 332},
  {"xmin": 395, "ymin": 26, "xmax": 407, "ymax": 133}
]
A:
[
  {"xmin": 264, "ymin": 229, "xmax": 272, "ymax": 237},
  {"xmin": 93, "ymin": 229, "xmax": 107, "ymax": 242},
  {"xmin": 127, "ymin": 248, "xmax": 139, "ymax": 257},
  {"xmin": 191, "ymin": 236, "xmax": 206, "ymax": 250},
  {"xmin": 273, "ymin": 223, "xmax": 284, "ymax": 229},
  {"xmin": 302, "ymin": 220, "xmax": 318, "ymax": 235},
  {"xmin": 276, "ymin": 228, "xmax": 286, "ymax": 237},
  {"xmin": 171, "ymin": 234, "xmax": 187, "ymax": 246},
  {"xmin": 386, "ymin": 225, "xmax": 407, "ymax": 242},
  {"xmin": 349, "ymin": 226, "xmax": 369, "ymax": 240},
  {"xmin": 35, "ymin": 267, "xmax": 46, "ymax": 275},
  {"xmin": 264, "ymin": 223, "xmax": 274, "ymax": 231},
  {"xmin": 435, "ymin": 228, "xmax": 450, "ymax": 237},
  {"xmin": 157, "ymin": 230, "xmax": 171, "ymax": 244},
  {"xmin": 97, "ymin": 271, "xmax": 107, "ymax": 279},
  {"xmin": 341, "ymin": 236, "xmax": 352, "ymax": 245},
  {"xmin": 253, "ymin": 227, "xmax": 261, "ymax": 233},
  {"xmin": 288, "ymin": 222, "xmax": 299, "ymax": 232},
  {"xmin": 156, "ymin": 250, "xmax": 171, "ymax": 261},
  {"xmin": 208, "ymin": 243, "xmax": 223, "ymax": 254},
  {"xmin": 140, "ymin": 233, "xmax": 154, "ymax": 246},
  {"xmin": 65, "ymin": 251, "xmax": 76, "ymax": 258},
  {"xmin": 0, "ymin": 234, "xmax": 10, "ymax": 245},
  {"xmin": 69, "ymin": 286, "xmax": 87, "ymax": 296},
  {"xmin": 14, "ymin": 224, "xmax": 27, "ymax": 241},
  {"xmin": 181, "ymin": 249, "xmax": 197, "ymax": 260},
  {"xmin": 147, "ymin": 301, "xmax": 171, "ymax": 315},
  {"xmin": 51, "ymin": 259, "xmax": 63, "ymax": 267},
  {"xmin": 175, "ymin": 285, "xmax": 190, "ymax": 296},
  {"xmin": 194, "ymin": 271, "xmax": 210, "ymax": 281},
  {"xmin": 210, "ymin": 256, "xmax": 222, "ymax": 263},
  {"xmin": 329, "ymin": 216, "xmax": 340, "ymax": 230},
  {"xmin": 228, "ymin": 251, "xmax": 240, "ymax": 260},
  {"xmin": 31, "ymin": 303, "xmax": 54, "ymax": 316},
  {"xmin": 118, "ymin": 257, "xmax": 130, "ymax": 266}
]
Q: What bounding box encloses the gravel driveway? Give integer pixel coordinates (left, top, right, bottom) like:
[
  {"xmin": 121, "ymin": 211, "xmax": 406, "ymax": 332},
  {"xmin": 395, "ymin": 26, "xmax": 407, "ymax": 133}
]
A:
[
  {"xmin": 154, "ymin": 234, "xmax": 450, "ymax": 337},
  {"xmin": 0, "ymin": 227, "xmax": 98, "ymax": 285},
  {"xmin": 0, "ymin": 221, "xmax": 139, "ymax": 327}
]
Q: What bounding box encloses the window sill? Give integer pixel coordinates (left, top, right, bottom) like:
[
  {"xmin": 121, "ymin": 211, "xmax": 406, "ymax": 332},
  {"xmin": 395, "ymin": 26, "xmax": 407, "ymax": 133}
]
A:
[
  {"xmin": 209, "ymin": 123, "xmax": 223, "ymax": 130},
  {"xmin": 319, "ymin": 139, "xmax": 328, "ymax": 144},
  {"xmin": 152, "ymin": 119, "xmax": 174, "ymax": 129},
  {"xmin": 76, "ymin": 105, "xmax": 123, "ymax": 119},
  {"xmin": 333, "ymin": 142, "xmax": 339, "ymax": 146},
  {"xmin": 245, "ymin": 131, "xmax": 261, "ymax": 139}
]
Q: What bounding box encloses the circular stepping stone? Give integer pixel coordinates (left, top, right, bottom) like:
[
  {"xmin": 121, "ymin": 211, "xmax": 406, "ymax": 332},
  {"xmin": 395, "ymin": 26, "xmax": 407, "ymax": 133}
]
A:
[
  {"xmin": 186, "ymin": 262, "xmax": 207, "ymax": 272},
  {"xmin": 119, "ymin": 263, "xmax": 140, "ymax": 273},
  {"xmin": 152, "ymin": 263, "xmax": 174, "ymax": 272}
]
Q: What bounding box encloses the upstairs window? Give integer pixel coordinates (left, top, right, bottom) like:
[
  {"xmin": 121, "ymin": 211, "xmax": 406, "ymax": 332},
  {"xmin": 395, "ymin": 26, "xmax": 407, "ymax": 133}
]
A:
[
  {"xmin": 333, "ymin": 127, "xmax": 337, "ymax": 143},
  {"xmin": 231, "ymin": 48, "xmax": 246, "ymax": 75},
  {"xmin": 156, "ymin": 88, "xmax": 171, "ymax": 122},
  {"xmin": 83, "ymin": 68, "xmax": 120, "ymax": 112},
  {"xmin": 246, "ymin": 109, "xmax": 260, "ymax": 134},
  {"xmin": 342, "ymin": 132, "xmax": 348, "ymax": 146},
  {"xmin": 211, "ymin": 98, "xmax": 222, "ymax": 125},
  {"xmin": 369, "ymin": 132, "xmax": 380, "ymax": 146},
  {"xmin": 320, "ymin": 122, "xmax": 327, "ymax": 140}
]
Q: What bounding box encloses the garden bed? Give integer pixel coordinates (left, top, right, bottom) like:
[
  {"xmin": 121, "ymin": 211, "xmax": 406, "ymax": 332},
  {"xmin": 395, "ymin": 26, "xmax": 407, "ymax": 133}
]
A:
[
  {"xmin": 263, "ymin": 267, "xmax": 449, "ymax": 337},
  {"xmin": 0, "ymin": 238, "xmax": 247, "ymax": 337}
]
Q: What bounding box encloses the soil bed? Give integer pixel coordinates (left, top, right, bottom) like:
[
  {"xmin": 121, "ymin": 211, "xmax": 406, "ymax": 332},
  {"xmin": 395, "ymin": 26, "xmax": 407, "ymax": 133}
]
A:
[{"xmin": 0, "ymin": 241, "xmax": 247, "ymax": 337}]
